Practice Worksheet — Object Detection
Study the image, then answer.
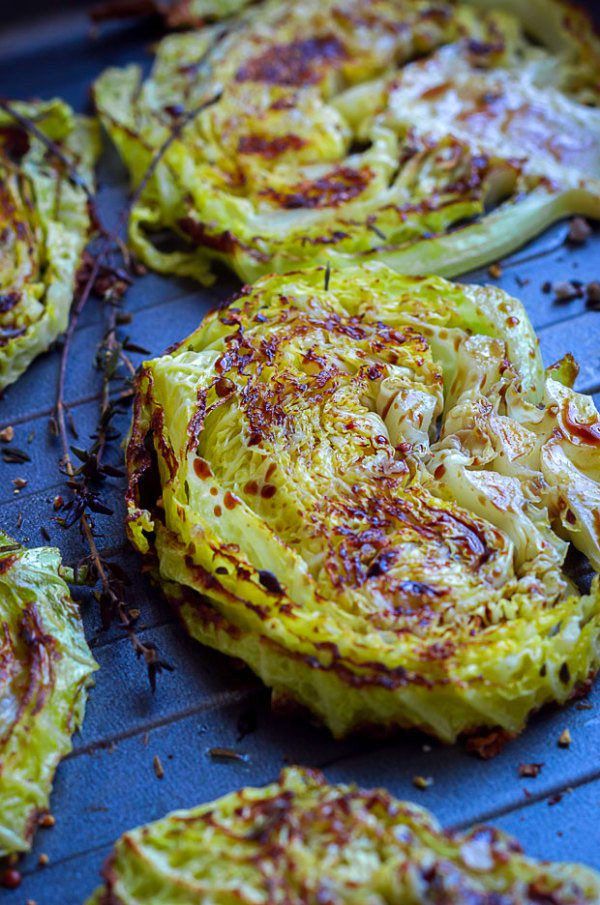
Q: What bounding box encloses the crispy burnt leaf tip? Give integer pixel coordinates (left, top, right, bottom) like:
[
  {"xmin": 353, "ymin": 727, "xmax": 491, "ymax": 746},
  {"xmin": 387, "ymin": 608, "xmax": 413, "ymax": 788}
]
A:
[
  {"xmin": 94, "ymin": 0, "xmax": 600, "ymax": 285},
  {"xmin": 0, "ymin": 99, "xmax": 100, "ymax": 390},
  {"xmin": 87, "ymin": 767, "xmax": 600, "ymax": 904},
  {"xmin": 125, "ymin": 263, "xmax": 600, "ymax": 743},
  {"xmin": 0, "ymin": 533, "xmax": 98, "ymax": 857}
]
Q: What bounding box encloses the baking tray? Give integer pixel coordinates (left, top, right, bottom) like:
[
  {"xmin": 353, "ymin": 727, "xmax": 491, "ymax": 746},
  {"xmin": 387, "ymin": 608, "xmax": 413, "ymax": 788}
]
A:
[{"xmin": 1, "ymin": 4, "xmax": 600, "ymax": 901}]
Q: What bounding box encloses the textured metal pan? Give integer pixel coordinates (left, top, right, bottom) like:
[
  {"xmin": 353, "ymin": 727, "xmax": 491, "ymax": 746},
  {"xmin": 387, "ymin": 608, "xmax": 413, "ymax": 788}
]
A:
[{"xmin": 0, "ymin": 5, "xmax": 599, "ymax": 901}]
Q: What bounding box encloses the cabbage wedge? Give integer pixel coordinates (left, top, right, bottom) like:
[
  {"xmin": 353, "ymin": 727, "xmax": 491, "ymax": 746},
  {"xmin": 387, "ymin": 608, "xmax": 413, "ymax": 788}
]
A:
[
  {"xmin": 94, "ymin": 0, "xmax": 600, "ymax": 285},
  {"xmin": 0, "ymin": 534, "xmax": 98, "ymax": 856},
  {"xmin": 88, "ymin": 767, "xmax": 600, "ymax": 904},
  {"xmin": 0, "ymin": 100, "xmax": 99, "ymax": 390},
  {"xmin": 126, "ymin": 264, "xmax": 600, "ymax": 743}
]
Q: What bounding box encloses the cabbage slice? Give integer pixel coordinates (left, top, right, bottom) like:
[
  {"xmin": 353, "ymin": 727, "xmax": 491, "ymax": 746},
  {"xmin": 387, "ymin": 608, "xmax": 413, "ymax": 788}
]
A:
[
  {"xmin": 94, "ymin": 0, "xmax": 600, "ymax": 284},
  {"xmin": 0, "ymin": 533, "xmax": 98, "ymax": 856},
  {"xmin": 0, "ymin": 100, "xmax": 99, "ymax": 390},
  {"xmin": 88, "ymin": 767, "xmax": 600, "ymax": 904},
  {"xmin": 125, "ymin": 264, "xmax": 600, "ymax": 742}
]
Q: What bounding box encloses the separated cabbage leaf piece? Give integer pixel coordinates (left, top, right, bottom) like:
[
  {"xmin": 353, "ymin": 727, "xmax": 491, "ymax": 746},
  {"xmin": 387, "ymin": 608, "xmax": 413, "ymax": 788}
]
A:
[
  {"xmin": 126, "ymin": 264, "xmax": 600, "ymax": 743},
  {"xmin": 94, "ymin": 0, "xmax": 600, "ymax": 286},
  {"xmin": 87, "ymin": 767, "xmax": 600, "ymax": 904},
  {"xmin": 91, "ymin": 0, "xmax": 254, "ymax": 29},
  {"xmin": 0, "ymin": 99, "xmax": 99, "ymax": 390},
  {"xmin": 0, "ymin": 533, "xmax": 98, "ymax": 856}
]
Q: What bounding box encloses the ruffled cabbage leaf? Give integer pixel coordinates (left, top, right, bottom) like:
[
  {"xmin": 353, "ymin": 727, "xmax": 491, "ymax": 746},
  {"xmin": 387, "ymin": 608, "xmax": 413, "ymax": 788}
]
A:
[
  {"xmin": 94, "ymin": 0, "xmax": 600, "ymax": 285},
  {"xmin": 125, "ymin": 264, "xmax": 600, "ymax": 743},
  {"xmin": 87, "ymin": 767, "xmax": 600, "ymax": 904},
  {"xmin": 0, "ymin": 533, "xmax": 98, "ymax": 856},
  {"xmin": 0, "ymin": 99, "xmax": 100, "ymax": 390}
]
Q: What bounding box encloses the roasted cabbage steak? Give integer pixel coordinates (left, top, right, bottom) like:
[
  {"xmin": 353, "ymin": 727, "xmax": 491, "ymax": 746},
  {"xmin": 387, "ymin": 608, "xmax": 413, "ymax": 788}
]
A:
[
  {"xmin": 126, "ymin": 264, "xmax": 600, "ymax": 742},
  {"xmin": 0, "ymin": 533, "xmax": 98, "ymax": 856},
  {"xmin": 88, "ymin": 767, "xmax": 600, "ymax": 904},
  {"xmin": 0, "ymin": 99, "xmax": 99, "ymax": 390},
  {"xmin": 94, "ymin": 0, "xmax": 600, "ymax": 285}
]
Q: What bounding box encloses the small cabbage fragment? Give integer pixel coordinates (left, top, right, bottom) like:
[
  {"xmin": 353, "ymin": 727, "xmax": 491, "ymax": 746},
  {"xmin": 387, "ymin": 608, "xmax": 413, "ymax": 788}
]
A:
[
  {"xmin": 0, "ymin": 533, "xmax": 98, "ymax": 856},
  {"xmin": 94, "ymin": 0, "xmax": 600, "ymax": 285},
  {"xmin": 159, "ymin": 0, "xmax": 255, "ymax": 27},
  {"xmin": 125, "ymin": 264, "xmax": 600, "ymax": 743},
  {"xmin": 87, "ymin": 767, "xmax": 600, "ymax": 904},
  {"xmin": 0, "ymin": 99, "xmax": 99, "ymax": 390}
]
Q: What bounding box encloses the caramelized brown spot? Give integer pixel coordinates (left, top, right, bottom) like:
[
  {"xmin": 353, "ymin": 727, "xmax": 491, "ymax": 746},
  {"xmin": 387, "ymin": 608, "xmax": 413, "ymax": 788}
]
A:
[
  {"xmin": 0, "ymin": 553, "xmax": 17, "ymax": 575},
  {"xmin": 262, "ymin": 166, "xmax": 371, "ymax": 210},
  {"xmin": 179, "ymin": 217, "xmax": 238, "ymax": 254},
  {"xmin": 237, "ymin": 134, "xmax": 306, "ymax": 158},
  {"xmin": 235, "ymin": 35, "xmax": 347, "ymax": 86}
]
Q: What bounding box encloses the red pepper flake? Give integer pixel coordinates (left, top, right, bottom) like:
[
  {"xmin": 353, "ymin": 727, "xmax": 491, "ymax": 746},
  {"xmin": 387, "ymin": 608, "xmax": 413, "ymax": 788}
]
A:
[
  {"xmin": 488, "ymin": 262, "xmax": 502, "ymax": 279},
  {"xmin": 193, "ymin": 458, "xmax": 212, "ymax": 479},
  {"xmin": 214, "ymin": 377, "xmax": 234, "ymax": 398},
  {"xmin": 38, "ymin": 853, "xmax": 49, "ymax": 867},
  {"xmin": 38, "ymin": 812, "xmax": 55, "ymax": 828},
  {"xmin": 153, "ymin": 754, "xmax": 164, "ymax": 779},
  {"xmin": 518, "ymin": 762, "xmax": 543, "ymax": 778},
  {"xmin": 0, "ymin": 425, "xmax": 14, "ymax": 442},
  {"xmin": 0, "ymin": 868, "xmax": 21, "ymax": 889},
  {"xmin": 567, "ymin": 216, "xmax": 592, "ymax": 245}
]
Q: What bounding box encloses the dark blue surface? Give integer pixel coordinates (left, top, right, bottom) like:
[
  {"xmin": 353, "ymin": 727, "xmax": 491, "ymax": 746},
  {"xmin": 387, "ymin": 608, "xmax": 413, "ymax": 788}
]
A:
[{"xmin": 1, "ymin": 8, "xmax": 600, "ymax": 902}]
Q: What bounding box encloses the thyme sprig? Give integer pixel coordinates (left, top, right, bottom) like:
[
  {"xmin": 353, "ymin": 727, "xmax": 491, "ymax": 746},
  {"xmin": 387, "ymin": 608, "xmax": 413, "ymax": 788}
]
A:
[
  {"xmin": 4, "ymin": 75, "xmax": 222, "ymax": 688},
  {"xmin": 54, "ymin": 258, "xmax": 173, "ymax": 690}
]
